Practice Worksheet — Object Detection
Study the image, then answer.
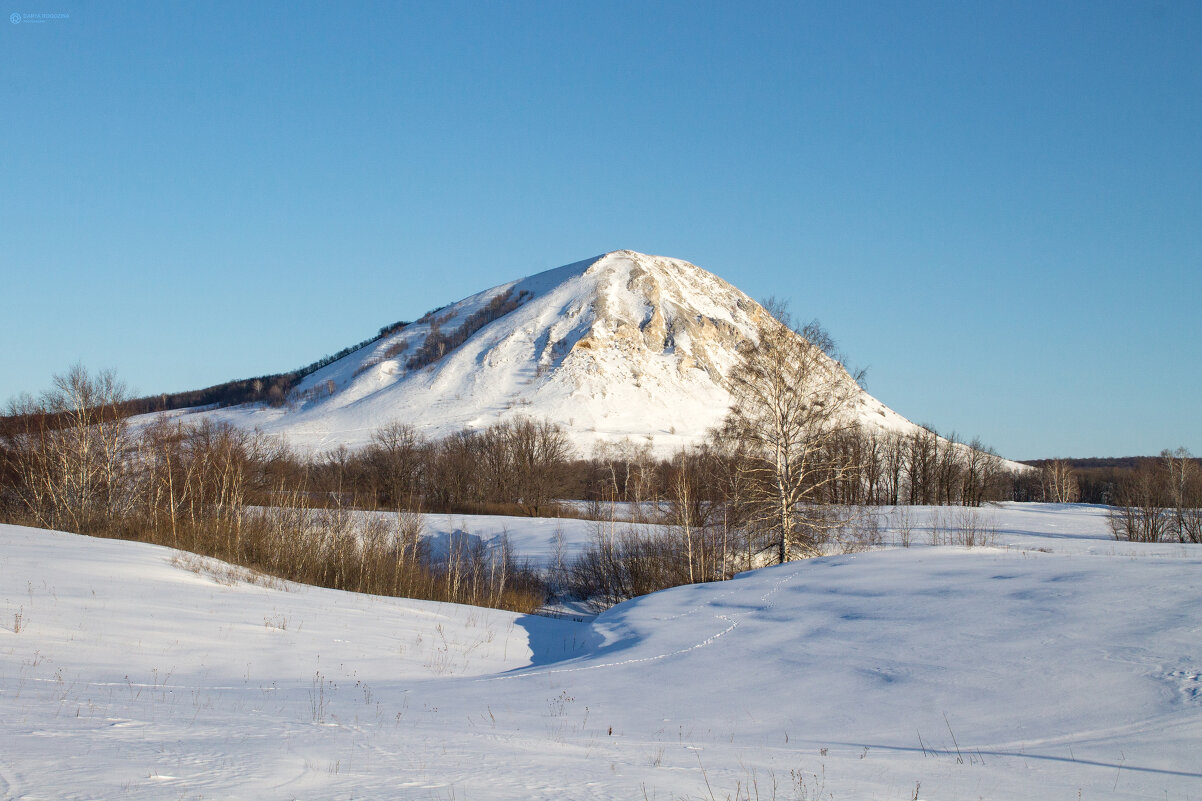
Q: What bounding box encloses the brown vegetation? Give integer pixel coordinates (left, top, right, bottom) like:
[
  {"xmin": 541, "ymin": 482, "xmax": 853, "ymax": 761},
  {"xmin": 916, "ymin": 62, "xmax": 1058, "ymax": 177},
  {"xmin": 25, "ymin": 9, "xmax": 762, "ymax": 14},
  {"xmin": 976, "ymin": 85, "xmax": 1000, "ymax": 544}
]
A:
[
  {"xmin": 406, "ymin": 288, "xmax": 531, "ymax": 371},
  {"xmin": 121, "ymin": 319, "xmax": 413, "ymax": 415},
  {"xmin": 1107, "ymin": 449, "xmax": 1202, "ymax": 543},
  {"xmin": 0, "ymin": 366, "xmax": 543, "ymax": 613},
  {"xmin": 0, "ymin": 355, "xmax": 1061, "ymax": 612}
]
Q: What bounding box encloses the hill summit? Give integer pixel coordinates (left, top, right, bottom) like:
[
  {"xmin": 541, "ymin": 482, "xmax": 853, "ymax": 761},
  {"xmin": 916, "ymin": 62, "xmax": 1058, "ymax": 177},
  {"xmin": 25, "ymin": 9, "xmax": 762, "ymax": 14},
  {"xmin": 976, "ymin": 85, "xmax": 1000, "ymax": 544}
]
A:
[{"xmin": 174, "ymin": 250, "xmax": 921, "ymax": 455}]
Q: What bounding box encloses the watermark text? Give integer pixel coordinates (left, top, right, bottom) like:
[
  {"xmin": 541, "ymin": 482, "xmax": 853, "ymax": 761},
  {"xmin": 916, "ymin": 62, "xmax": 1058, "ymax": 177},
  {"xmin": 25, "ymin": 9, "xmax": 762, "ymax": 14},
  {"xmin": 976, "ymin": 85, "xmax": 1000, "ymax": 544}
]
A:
[{"xmin": 11, "ymin": 11, "xmax": 71, "ymax": 24}]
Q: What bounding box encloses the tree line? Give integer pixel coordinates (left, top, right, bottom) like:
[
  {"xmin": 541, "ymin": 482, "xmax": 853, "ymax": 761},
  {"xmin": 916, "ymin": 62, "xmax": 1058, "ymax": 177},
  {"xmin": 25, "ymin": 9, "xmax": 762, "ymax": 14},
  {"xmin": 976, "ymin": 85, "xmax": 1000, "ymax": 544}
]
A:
[
  {"xmin": 121, "ymin": 316, "xmax": 413, "ymax": 415},
  {"xmin": 1028, "ymin": 454, "xmax": 1201, "ymax": 543},
  {"xmin": 0, "ymin": 361, "xmax": 1021, "ymax": 611},
  {"xmin": 119, "ymin": 286, "xmax": 539, "ymax": 417},
  {"xmin": 0, "ymin": 365, "xmax": 544, "ymax": 613},
  {"xmin": 6, "ymin": 304, "xmax": 1192, "ymax": 612}
]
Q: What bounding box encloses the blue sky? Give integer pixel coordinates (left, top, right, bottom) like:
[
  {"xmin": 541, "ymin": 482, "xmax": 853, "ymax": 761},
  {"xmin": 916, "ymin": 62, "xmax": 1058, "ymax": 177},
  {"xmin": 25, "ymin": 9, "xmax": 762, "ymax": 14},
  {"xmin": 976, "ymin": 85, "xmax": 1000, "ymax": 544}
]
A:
[{"xmin": 2, "ymin": 1, "xmax": 1199, "ymax": 460}]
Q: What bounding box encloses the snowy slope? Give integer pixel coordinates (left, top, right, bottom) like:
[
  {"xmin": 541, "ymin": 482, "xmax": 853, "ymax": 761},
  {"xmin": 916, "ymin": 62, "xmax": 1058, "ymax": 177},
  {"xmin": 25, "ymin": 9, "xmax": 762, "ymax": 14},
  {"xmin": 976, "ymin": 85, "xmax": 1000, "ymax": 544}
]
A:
[
  {"xmin": 156, "ymin": 251, "xmax": 928, "ymax": 456},
  {"xmin": 3, "ymin": 505, "xmax": 1201, "ymax": 800}
]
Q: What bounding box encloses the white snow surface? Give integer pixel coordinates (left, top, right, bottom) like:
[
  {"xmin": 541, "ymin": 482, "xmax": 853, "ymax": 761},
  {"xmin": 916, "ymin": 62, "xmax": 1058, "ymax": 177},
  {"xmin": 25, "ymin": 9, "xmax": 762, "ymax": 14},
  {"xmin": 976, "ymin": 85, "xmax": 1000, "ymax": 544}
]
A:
[
  {"xmin": 146, "ymin": 251, "xmax": 929, "ymax": 457},
  {"xmin": 3, "ymin": 503, "xmax": 1201, "ymax": 800}
]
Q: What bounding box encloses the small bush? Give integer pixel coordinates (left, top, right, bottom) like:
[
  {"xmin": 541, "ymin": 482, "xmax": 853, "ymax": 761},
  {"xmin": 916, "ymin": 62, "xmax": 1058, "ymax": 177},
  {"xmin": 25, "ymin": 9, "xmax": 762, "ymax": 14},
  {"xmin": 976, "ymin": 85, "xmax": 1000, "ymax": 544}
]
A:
[
  {"xmin": 564, "ymin": 524, "xmax": 731, "ymax": 611},
  {"xmin": 381, "ymin": 340, "xmax": 409, "ymax": 360}
]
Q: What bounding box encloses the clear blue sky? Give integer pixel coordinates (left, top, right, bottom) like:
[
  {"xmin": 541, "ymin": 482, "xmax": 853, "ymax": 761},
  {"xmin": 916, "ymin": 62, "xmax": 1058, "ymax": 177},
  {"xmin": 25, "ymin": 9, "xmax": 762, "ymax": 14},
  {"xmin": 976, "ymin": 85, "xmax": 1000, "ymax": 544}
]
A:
[{"xmin": 2, "ymin": 1, "xmax": 1199, "ymax": 460}]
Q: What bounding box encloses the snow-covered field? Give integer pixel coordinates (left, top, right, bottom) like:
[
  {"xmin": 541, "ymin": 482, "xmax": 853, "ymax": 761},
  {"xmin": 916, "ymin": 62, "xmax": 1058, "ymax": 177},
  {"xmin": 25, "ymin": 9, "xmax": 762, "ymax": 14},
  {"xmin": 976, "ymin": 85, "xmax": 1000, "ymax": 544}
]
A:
[
  {"xmin": 371, "ymin": 508, "xmax": 665, "ymax": 569},
  {"xmin": 3, "ymin": 504, "xmax": 1201, "ymax": 800}
]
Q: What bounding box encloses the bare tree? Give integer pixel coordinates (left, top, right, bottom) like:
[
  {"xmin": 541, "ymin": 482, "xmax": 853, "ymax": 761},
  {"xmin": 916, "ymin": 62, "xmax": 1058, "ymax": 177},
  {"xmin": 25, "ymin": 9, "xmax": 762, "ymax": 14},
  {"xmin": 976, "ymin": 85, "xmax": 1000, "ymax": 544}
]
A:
[
  {"xmin": 664, "ymin": 447, "xmax": 721, "ymax": 583},
  {"xmin": 1162, "ymin": 448, "xmax": 1201, "ymax": 543},
  {"xmin": 1, "ymin": 364, "xmax": 132, "ymax": 531},
  {"xmin": 507, "ymin": 417, "xmax": 572, "ymax": 516},
  {"xmin": 904, "ymin": 426, "xmax": 938, "ymax": 506},
  {"xmin": 1041, "ymin": 459, "xmax": 1080, "ymax": 503},
  {"xmin": 719, "ymin": 305, "xmax": 863, "ymax": 563},
  {"xmin": 1109, "ymin": 459, "xmax": 1170, "ymax": 542},
  {"xmin": 880, "ymin": 430, "xmax": 905, "ymax": 506},
  {"xmin": 667, "ymin": 450, "xmax": 698, "ymax": 583},
  {"xmin": 934, "ymin": 431, "xmax": 963, "ymax": 505},
  {"xmin": 705, "ymin": 430, "xmax": 763, "ymax": 573},
  {"xmin": 960, "ymin": 438, "xmax": 1004, "ymax": 507},
  {"xmin": 592, "ymin": 438, "xmax": 659, "ymax": 519},
  {"xmin": 365, "ymin": 421, "xmax": 426, "ymax": 509},
  {"xmin": 859, "ymin": 428, "xmax": 885, "ymax": 505}
]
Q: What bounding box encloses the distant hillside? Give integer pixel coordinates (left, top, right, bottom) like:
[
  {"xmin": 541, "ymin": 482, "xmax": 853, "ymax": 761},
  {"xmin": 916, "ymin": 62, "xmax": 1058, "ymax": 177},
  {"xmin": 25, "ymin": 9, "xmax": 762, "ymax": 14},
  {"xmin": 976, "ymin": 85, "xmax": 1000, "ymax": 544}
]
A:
[
  {"xmin": 122, "ymin": 319, "xmax": 411, "ymax": 415},
  {"xmin": 142, "ymin": 250, "xmax": 939, "ymax": 457}
]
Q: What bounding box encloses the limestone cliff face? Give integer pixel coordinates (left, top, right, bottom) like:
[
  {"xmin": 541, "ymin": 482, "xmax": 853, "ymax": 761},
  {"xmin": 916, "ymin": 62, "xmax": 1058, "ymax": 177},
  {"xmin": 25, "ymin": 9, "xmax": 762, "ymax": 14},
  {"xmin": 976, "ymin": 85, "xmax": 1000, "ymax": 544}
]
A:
[{"xmin": 563, "ymin": 251, "xmax": 766, "ymax": 387}]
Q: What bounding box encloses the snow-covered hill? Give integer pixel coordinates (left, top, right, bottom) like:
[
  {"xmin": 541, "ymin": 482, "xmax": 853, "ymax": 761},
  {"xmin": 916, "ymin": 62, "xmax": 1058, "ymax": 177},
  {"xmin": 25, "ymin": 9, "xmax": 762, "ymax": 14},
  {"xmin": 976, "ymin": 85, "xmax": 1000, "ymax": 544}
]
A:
[
  {"xmin": 3, "ymin": 505, "xmax": 1200, "ymax": 799},
  {"xmin": 160, "ymin": 250, "xmax": 927, "ymax": 456}
]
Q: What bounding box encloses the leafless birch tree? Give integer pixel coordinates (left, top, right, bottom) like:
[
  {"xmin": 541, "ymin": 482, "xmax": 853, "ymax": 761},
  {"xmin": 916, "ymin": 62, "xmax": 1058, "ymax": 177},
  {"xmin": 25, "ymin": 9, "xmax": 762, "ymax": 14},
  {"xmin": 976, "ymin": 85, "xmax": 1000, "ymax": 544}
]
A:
[{"xmin": 720, "ymin": 305, "xmax": 863, "ymax": 563}]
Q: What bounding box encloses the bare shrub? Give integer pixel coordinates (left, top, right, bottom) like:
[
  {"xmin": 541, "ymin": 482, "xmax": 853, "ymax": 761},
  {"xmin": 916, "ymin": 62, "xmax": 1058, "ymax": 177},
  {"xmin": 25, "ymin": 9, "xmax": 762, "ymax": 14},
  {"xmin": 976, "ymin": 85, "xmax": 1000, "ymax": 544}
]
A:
[
  {"xmin": 892, "ymin": 505, "xmax": 915, "ymax": 547},
  {"xmin": 381, "ymin": 340, "xmax": 409, "ymax": 360},
  {"xmin": 1110, "ymin": 459, "xmax": 1171, "ymax": 543},
  {"xmin": 950, "ymin": 507, "xmax": 996, "ymax": 548},
  {"xmin": 353, "ymin": 339, "xmax": 411, "ymax": 377},
  {"xmin": 849, "ymin": 507, "xmax": 884, "ymax": 551},
  {"xmin": 928, "ymin": 508, "xmax": 946, "ymax": 546},
  {"xmin": 819, "ymin": 506, "xmax": 883, "ymax": 554},
  {"xmin": 567, "ymin": 524, "xmax": 726, "ymax": 611},
  {"xmin": 1179, "ymin": 506, "xmax": 1202, "ymax": 545}
]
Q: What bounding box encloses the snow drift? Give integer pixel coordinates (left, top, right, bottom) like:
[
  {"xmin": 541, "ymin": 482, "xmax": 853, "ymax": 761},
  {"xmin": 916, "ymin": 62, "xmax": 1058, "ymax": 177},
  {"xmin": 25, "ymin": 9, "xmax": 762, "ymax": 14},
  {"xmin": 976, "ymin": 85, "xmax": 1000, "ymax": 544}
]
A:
[{"xmin": 3, "ymin": 504, "xmax": 1200, "ymax": 799}]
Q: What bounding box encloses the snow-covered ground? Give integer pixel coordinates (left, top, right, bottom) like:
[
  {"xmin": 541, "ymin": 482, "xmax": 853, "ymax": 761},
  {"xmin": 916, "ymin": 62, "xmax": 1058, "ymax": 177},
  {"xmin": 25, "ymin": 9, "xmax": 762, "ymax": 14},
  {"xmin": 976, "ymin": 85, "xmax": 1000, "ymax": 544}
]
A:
[
  {"xmin": 370, "ymin": 508, "xmax": 665, "ymax": 569},
  {"xmin": 3, "ymin": 504, "xmax": 1200, "ymax": 800},
  {"xmin": 412, "ymin": 501, "xmax": 1197, "ymax": 568}
]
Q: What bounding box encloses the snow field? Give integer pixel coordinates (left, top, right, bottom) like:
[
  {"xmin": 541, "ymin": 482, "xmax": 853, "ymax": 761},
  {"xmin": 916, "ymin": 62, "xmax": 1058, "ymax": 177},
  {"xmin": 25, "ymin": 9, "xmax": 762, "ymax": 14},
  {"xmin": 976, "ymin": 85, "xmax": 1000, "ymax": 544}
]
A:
[{"xmin": 2, "ymin": 504, "xmax": 1201, "ymax": 800}]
